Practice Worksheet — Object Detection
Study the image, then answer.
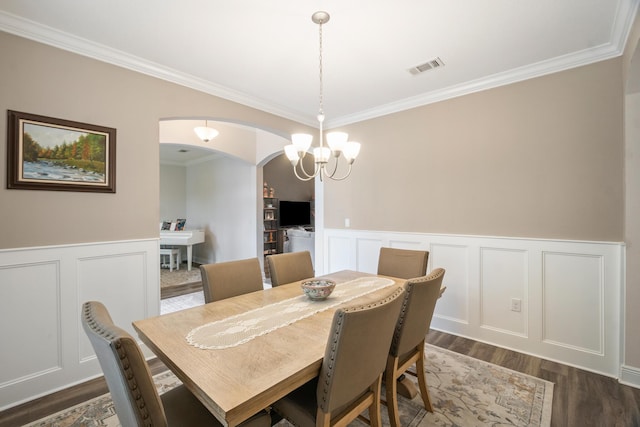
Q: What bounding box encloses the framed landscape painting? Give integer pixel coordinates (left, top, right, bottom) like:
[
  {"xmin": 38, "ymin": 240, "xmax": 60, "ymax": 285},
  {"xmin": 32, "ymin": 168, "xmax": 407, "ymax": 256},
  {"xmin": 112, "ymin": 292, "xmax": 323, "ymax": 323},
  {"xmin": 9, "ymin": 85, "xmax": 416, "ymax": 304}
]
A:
[{"xmin": 6, "ymin": 110, "xmax": 116, "ymax": 193}]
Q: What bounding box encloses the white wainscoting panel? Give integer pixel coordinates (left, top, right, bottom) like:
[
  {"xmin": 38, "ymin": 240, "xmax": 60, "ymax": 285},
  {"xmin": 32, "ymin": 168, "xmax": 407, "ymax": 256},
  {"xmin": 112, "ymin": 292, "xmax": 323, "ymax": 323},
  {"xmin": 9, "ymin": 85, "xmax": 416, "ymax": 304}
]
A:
[
  {"xmin": 480, "ymin": 248, "xmax": 528, "ymax": 337},
  {"xmin": 0, "ymin": 239, "xmax": 159, "ymax": 411},
  {"xmin": 322, "ymin": 229, "xmax": 622, "ymax": 378},
  {"xmin": 542, "ymin": 252, "xmax": 604, "ymax": 354},
  {"xmin": 77, "ymin": 252, "xmax": 151, "ymax": 364},
  {"xmin": 429, "ymin": 243, "xmax": 470, "ymax": 325},
  {"xmin": 388, "ymin": 238, "xmax": 425, "ymax": 251},
  {"xmin": 0, "ymin": 232, "xmax": 628, "ymax": 409},
  {"xmin": 326, "ymin": 235, "xmax": 353, "ymax": 272},
  {"xmin": 0, "ymin": 261, "xmax": 61, "ymax": 386},
  {"xmin": 356, "ymin": 238, "xmax": 384, "ymax": 273}
]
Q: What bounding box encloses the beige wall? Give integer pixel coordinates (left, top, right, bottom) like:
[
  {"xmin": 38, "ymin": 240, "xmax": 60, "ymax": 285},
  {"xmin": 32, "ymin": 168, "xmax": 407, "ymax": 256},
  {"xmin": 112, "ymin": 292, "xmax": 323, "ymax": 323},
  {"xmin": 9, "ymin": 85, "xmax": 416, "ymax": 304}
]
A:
[
  {"xmin": 263, "ymin": 154, "xmax": 314, "ymax": 202},
  {"xmin": 0, "ymin": 31, "xmax": 300, "ymax": 250},
  {"xmin": 0, "ymin": 30, "xmax": 625, "ymax": 248},
  {"xmin": 623, "ymin": 8, "xmax": 640, "ymax": 91},
  {"xmin": 325, "ymin": 59, "xmax": 624, "ymax": 242}
]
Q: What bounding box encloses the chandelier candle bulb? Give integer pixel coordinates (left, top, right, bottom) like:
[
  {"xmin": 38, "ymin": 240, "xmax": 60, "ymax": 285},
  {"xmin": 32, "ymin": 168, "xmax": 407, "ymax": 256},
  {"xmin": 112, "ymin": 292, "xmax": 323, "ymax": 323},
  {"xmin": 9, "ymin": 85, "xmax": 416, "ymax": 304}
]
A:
[
  {"xmin": 343, "ymin": 142, "xmax": 361, "ymax": 163},
  {"xmin": 313, "ymin": 146, "xmax": 331, "ymax": 163},
  {"xmin": 326, "ymin": 131, "xmax": 349, "ymax": 152},
  {"xmin": 284, "ymin": 145, "xmax": 300, "ymax": 165},
  {"xmin": 291, "ymin": 133, "xmax": 313, "ymax": 154}
]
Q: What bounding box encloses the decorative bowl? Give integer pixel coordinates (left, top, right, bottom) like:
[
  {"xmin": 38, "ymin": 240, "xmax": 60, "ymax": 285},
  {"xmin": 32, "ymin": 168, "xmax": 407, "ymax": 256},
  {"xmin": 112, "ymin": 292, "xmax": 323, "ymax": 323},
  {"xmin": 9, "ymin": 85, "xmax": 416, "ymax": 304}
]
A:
[{"xmin": 301, "ymin": 279, "xmax": 336, "ymax": 301}]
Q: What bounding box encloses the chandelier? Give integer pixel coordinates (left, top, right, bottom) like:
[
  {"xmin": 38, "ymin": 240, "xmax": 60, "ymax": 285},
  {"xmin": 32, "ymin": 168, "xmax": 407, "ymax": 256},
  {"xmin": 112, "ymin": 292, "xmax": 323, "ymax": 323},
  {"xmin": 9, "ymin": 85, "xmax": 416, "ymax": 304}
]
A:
[
  {"xmin": 285, "ymin": 11, "xmax": 361, "ymax": 181},
  {"xmin": 194, "ymin": 120, "xmax": 219, "ymax": 142}
]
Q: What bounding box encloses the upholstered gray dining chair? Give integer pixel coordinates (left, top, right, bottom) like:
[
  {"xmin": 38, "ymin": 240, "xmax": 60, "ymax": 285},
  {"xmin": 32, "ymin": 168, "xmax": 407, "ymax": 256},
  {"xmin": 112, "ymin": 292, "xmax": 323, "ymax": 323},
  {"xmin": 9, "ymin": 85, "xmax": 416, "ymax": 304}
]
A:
[
  {"xmin": 377, "ymin": 247, "xmax": 429, "ymax": 279},
  {"xmin": 200, "ymin": 257, "xmax": 264, "ymax": 303},
  {"xmin": 272, "ymin": 285, "xmax": 405, "ymax": 427},
  {"xmin": 81, "ymin": 301, "xmax": 270, "ymax": 427},
  {"xmin": 266, "ymin": 250, "xmax": 314, "ymax": 287},
  {"xmin": 385, "ymin": 268, "xmax": 446, "ymax": 427}
]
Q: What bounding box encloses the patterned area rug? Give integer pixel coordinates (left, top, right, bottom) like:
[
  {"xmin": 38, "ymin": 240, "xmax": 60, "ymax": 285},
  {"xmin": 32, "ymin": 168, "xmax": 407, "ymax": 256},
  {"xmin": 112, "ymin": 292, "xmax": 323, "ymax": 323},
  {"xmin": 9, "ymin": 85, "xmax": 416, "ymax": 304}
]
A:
[
  {"xmin": 160, "ymin": 267, "xmax": 202, "ymax": 299},
  {"xmin": 419, "ymin": 345, "xmax": 552, "ymax": 426},
  {"xmin": 25, "ymin": 371, "xmax": 179, "ymax": 427},
  {"xmin": 25, "ymin": 344, "xmax": 553, "ymax": 427}
]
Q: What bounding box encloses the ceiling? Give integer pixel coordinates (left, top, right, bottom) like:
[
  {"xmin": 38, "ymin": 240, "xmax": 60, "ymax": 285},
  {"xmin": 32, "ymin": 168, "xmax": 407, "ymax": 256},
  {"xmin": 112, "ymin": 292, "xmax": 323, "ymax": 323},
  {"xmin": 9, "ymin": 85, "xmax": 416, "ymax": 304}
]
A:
[
  {"xmin": 1, "ymin": 1, "xmax": 637, "ymax": 130},
  {"xmin": 159, "ymin": 142, "xmax": 219, "ymax": 166}
]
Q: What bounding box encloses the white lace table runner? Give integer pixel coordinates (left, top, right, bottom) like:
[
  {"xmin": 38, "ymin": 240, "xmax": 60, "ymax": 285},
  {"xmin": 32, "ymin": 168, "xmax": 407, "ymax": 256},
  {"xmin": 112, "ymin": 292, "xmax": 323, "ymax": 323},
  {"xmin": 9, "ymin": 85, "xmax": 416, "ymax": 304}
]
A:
[{"xmin": 186, "ymin": 276, "xmax": 395, "ymax": 349}]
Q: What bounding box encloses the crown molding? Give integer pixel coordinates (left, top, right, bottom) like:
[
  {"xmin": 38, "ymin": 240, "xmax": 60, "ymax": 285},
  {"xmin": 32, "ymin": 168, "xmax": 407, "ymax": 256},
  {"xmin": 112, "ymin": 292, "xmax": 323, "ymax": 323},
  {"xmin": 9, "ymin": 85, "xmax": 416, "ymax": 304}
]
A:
[
  {"xmin": 0, "ymin": 10, "xmax": 315, "ymax": 126},
  {"xmin": 327, "ymin": 42, "xmax": 622, "ymax": 128},
  {"xmin": 328, "ymin": 0, "xmax": 639, "ymax": 127},
  {"xmin": 2, "ymin": 0, "xmax": 638, "ymax": 129}
]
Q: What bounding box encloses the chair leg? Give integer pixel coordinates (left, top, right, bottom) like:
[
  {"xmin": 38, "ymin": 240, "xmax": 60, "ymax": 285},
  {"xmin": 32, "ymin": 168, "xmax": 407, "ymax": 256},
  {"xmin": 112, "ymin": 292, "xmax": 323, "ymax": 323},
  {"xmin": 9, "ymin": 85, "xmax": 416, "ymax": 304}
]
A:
[
  {"xmin": 369, "ymin": 376, "xmax": 383, "ymax": 427},
  {"xmin": 316, "ymin": 409, "xmax": 331, "ymax": 427},
  {"xmin": 415, "ymin": 340, "xmax": 433, "ymax": 412},
  {"xmin": 385, "ymin": 355, "xmax": 402, "ymax": 427}
]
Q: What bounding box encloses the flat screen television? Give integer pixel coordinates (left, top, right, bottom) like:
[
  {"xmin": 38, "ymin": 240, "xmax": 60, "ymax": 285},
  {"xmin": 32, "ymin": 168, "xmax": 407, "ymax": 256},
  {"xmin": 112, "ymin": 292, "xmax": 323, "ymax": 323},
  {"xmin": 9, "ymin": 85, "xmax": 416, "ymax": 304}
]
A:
[{"xmin": 279, "ymin": 200, "xmax": 311, "ymax": 227}]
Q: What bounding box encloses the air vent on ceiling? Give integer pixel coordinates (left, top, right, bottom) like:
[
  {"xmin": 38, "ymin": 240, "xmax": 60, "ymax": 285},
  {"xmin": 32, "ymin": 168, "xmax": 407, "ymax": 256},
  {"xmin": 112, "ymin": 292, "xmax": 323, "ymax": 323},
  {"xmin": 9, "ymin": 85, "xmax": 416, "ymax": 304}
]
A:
[{"xmin": 409, "ymin": 57, "xmax": 444, "ymax": 75}]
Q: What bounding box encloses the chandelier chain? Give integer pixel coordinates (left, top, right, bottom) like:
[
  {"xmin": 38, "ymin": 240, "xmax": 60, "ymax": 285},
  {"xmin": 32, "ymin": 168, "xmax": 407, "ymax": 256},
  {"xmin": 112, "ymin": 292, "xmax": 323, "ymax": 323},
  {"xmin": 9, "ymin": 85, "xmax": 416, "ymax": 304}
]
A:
[{"xmin": 318, "ymin": 21, "xmax": 324, "ymax": 117}]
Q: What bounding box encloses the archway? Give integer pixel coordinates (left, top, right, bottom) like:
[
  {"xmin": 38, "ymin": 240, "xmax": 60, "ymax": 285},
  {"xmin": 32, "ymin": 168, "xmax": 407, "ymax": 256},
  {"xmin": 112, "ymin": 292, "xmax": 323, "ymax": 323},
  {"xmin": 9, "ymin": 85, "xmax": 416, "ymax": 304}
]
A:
[{"xmin": 158, "ymin": 118, "xmax": 321, "ymax": 275}]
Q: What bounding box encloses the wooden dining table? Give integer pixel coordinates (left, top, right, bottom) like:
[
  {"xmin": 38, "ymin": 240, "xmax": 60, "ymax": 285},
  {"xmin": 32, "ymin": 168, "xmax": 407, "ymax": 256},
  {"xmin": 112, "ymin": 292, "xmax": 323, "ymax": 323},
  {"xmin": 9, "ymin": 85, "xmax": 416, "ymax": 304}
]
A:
[{"xmin": 132, "ymin": 270, "xmax": 405, "ymax": 427}]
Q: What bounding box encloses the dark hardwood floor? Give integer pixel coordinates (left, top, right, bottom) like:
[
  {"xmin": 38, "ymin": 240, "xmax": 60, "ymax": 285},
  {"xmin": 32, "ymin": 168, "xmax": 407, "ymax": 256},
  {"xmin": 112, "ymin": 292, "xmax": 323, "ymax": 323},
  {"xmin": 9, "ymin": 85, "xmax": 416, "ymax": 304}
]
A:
[
  {"xmin": 0, "ymin": 358, "xmax": 168, "ymax": 427},
  {"xmin": 2, "ymin": 331, "xmax": 639, "ymax": 426}
]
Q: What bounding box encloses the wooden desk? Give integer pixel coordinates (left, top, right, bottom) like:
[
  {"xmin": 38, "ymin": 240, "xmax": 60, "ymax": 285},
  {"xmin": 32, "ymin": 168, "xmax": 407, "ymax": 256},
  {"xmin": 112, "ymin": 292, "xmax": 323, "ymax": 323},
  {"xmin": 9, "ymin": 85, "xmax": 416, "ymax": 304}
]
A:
[{"xmin": 133, "ymin": 270, "xmax": 404, "ymax": 427}]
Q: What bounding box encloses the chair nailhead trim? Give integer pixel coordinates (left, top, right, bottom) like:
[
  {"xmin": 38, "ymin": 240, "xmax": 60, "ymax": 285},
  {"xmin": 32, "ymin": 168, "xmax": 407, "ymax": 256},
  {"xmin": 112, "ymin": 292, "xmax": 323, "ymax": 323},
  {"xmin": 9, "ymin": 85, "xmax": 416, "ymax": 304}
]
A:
[
  {"xmin": 83, "ymin": 302, "xmax": 154, "ymax": 424},
  {"xmin": 318, "ymin": 287, "xmax": 404, "ymax": 410}
]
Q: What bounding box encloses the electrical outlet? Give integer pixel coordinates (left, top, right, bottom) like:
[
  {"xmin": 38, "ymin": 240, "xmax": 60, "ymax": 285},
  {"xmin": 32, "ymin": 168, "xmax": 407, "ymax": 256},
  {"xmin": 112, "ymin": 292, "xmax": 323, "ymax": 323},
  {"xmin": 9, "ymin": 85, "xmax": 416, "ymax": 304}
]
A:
[{"xmin": 511, "ymin": 298, "xmax": 522, "ymax": 312}]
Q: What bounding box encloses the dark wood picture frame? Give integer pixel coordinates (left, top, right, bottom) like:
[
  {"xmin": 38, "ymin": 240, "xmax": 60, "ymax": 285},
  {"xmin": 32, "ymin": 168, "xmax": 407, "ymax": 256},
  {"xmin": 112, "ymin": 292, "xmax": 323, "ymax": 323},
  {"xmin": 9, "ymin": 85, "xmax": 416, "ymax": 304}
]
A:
[{"xmin": 7, "ymin": 110, "xmax": 116, "ymax": 193}]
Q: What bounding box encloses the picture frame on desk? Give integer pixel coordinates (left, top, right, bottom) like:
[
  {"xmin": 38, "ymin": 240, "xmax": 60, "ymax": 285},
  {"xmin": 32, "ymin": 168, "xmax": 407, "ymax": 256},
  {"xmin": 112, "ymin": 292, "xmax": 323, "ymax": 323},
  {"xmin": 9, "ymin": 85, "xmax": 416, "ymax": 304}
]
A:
[{"xmin": 6, "ymin": 110, "xmax": 116, "ymax": 193}]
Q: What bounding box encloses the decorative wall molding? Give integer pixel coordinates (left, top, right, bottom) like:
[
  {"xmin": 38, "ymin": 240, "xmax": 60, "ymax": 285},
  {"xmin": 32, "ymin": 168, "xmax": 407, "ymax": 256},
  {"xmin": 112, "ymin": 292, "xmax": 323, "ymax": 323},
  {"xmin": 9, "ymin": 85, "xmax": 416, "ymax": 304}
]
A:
[
  {"xmin": 0, "ymin": 239, "xmax": 160, "ymax": 411},
  {"xmin": 323, "ymin": 229, "xmax": 624, "ymax": 378},
  {"xmin": 0, "ymin": 232, "xmax": 630, "ymax": 410}
]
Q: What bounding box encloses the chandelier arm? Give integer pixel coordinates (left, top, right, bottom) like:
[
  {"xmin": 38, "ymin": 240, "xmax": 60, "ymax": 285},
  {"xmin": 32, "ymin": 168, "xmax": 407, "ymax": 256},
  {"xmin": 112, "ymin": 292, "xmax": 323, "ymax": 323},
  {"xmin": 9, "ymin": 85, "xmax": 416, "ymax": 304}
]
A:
[
  {"xmin": 325, "ymin": 163, "xmax": 354, "ymax": 181},
  {"xmin": 323, "ymin": 155, "xmax": 340, "ymax": 179},
  {"xmin": 293, "ymin": 163, "xmax": 318, "ymax": 181},
  {"xmin": 298, "ymin": 155, "xmax": 320, "ymax": 179}
]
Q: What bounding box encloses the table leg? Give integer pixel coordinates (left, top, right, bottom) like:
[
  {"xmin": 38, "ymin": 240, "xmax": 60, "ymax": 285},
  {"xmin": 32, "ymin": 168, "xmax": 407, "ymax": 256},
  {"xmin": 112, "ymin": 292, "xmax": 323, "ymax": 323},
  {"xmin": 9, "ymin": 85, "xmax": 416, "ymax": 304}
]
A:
[{"xmin": 397, "ymin": 374, "xmax": 418, "ymax": 398}]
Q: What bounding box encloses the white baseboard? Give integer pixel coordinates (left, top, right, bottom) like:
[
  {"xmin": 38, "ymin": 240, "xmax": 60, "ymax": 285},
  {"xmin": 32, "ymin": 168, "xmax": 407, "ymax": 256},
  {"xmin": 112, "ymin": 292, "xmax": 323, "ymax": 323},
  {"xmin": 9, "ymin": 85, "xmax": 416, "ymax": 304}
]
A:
[{"xmin": 619, "ymin": 365, "xmax": 640, "ymax": 389}]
